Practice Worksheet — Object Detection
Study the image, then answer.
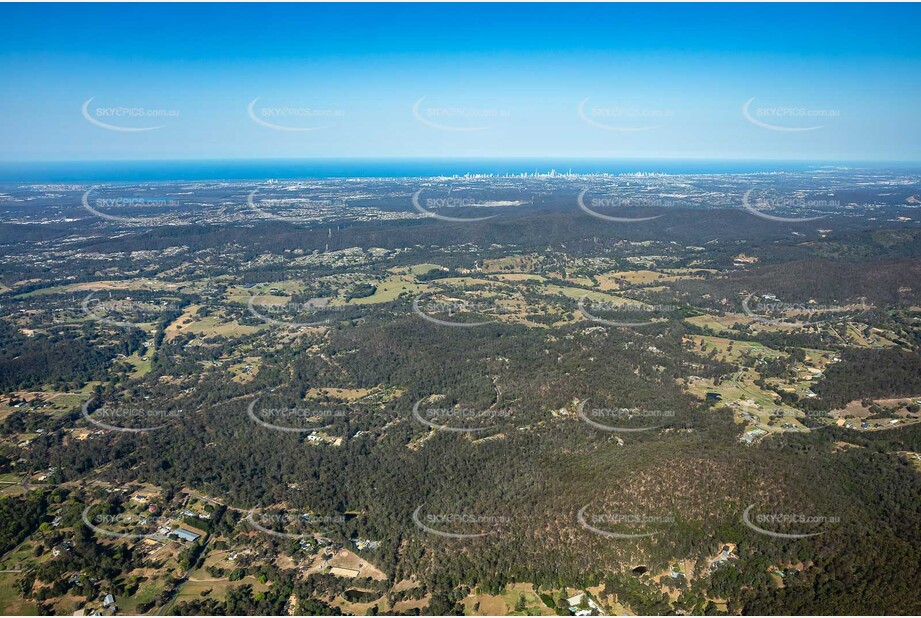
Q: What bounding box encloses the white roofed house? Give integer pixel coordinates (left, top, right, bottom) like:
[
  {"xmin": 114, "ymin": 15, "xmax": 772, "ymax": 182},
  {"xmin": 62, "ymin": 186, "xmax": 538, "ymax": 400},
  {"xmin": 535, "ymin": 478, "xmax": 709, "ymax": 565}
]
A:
[{"xmin": 567, "ymin": 592, "xmax": 603, "ymax": 616}]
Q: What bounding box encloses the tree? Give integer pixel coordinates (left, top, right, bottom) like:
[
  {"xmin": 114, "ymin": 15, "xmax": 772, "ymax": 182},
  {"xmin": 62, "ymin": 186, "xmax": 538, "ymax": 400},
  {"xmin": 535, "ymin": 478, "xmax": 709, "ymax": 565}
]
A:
[{"xmin": 515, "ymin": 593, "xmax": 527, "ymax": 612}]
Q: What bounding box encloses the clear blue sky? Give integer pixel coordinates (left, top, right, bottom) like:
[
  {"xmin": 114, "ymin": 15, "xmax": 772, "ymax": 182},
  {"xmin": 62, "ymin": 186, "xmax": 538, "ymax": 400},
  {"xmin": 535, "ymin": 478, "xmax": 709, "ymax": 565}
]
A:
[{"xmin": 1, "ymin": 3, "xmax": 919, "ymax": 162}]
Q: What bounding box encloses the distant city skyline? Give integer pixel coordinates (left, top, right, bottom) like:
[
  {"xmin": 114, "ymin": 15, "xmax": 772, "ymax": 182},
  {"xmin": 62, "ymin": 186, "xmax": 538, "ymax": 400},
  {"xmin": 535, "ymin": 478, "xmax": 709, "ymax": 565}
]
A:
[{"xmin": 1, "ymin": 3, "xmax": 920, "ymax": 163}]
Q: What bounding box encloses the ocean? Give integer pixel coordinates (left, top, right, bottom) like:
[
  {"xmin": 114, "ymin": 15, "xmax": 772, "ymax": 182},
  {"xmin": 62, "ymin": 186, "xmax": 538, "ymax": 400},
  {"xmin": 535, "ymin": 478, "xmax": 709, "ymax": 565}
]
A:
[{"xmin": 0, "ymin": 158, "xmax": 914, "ymax": 183}]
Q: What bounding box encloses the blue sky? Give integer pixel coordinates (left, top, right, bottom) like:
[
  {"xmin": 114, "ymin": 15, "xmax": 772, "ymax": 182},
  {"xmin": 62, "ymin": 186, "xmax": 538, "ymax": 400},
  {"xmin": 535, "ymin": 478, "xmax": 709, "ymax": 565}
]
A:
[{"xmin": 1, "ymin": 3, "xmax": 919, "ymax": 162}]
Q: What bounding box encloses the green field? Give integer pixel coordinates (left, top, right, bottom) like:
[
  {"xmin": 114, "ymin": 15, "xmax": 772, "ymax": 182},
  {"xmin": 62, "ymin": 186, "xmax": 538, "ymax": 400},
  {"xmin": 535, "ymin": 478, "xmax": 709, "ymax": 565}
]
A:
[
  {"xmin": 175, "ymin": 574, "xmax": 269, "ymax": 604},
  {"xmin": 0, "ymin": 572, "xmax": 38, "ymax": 615},
  {"xmin": 344, "ymin": 275, "xmax": 428, "ymax": 305}
]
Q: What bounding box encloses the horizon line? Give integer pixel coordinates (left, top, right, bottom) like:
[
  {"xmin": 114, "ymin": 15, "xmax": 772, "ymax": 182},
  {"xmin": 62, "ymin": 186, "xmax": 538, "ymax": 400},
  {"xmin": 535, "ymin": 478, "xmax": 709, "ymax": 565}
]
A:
[{"xmin": 3, "ymin": 156, "xmax": 921, "ymax": 165}]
